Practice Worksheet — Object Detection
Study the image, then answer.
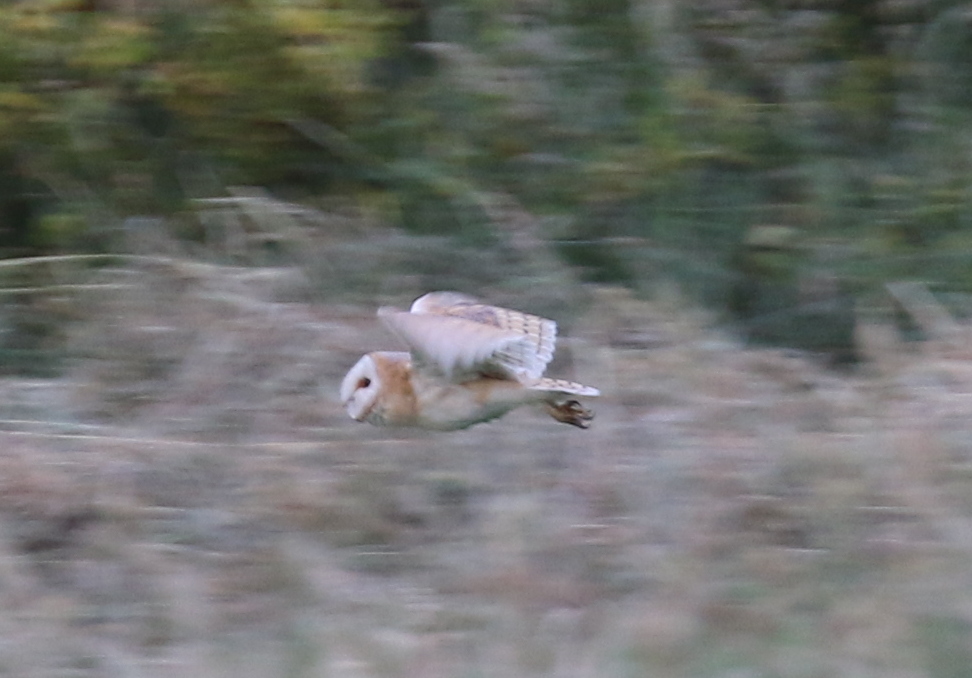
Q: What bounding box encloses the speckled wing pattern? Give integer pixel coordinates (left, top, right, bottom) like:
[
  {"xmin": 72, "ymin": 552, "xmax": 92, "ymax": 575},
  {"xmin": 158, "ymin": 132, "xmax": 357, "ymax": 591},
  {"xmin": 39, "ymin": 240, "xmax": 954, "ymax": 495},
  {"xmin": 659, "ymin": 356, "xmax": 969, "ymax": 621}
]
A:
[
  {"xmin": 414, "ymin": 292, "xmax": 556, "ymax": 378},
  {"xmin": 529, "ymin": 376, "xmax": 599, "ymax": 397},
  {"xmin": 420, "ymin": 297, "xmax": 598, "ymax": 396},
  {"xmin": 379, "ymin": 291, "xmax": 558, "ymax": 384}
]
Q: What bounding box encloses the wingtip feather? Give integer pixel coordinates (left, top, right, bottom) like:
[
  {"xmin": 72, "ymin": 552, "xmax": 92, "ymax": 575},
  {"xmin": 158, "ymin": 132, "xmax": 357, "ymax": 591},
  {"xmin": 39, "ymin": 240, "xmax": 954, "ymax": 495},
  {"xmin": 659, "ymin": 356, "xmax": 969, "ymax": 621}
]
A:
[{"xmin": 529, "ymin": 378, "xmax": 600, "ymax": 397}]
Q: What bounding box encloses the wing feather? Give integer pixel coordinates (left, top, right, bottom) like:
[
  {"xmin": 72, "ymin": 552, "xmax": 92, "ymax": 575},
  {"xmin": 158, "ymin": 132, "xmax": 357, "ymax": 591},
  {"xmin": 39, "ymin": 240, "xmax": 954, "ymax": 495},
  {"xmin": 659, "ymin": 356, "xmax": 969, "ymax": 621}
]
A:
[
  {"xmin": 528, "ymin": 377, "xmax": 600, "ymax": 397},
  {"xmin": 379, "ymin": 307, "xmax": 537, "ymax": 382},
  {"xmin": 407, "ymin": 291, "xmax": 557, "ymax": 380}
]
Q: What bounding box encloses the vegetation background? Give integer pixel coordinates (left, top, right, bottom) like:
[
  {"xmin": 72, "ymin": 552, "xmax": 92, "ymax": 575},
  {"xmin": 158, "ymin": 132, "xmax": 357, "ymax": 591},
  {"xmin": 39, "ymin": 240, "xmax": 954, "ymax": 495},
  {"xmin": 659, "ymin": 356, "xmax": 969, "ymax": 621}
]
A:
[{"xmin": 3, "ymin": 0, "xmax": 972, "ymax": 676}]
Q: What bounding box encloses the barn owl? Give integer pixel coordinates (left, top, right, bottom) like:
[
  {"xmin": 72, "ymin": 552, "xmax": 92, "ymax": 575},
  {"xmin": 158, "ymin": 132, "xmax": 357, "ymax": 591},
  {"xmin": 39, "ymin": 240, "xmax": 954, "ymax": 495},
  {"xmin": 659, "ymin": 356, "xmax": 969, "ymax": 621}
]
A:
[{"xmin": 340, "ymin": 291, "xmax": 600, "ymax": 431}]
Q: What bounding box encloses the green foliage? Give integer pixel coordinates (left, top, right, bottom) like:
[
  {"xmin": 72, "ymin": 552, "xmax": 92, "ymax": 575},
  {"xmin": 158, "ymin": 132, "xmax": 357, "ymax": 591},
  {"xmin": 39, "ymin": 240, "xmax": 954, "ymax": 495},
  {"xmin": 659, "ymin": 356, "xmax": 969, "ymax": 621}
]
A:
[
  {"xmin": 0, "ymin": 0, "xmax": 395, "ymax": 252},
  {"xmin": 6, "ymin": 0, "xmax": 972, "ymax": 357}
]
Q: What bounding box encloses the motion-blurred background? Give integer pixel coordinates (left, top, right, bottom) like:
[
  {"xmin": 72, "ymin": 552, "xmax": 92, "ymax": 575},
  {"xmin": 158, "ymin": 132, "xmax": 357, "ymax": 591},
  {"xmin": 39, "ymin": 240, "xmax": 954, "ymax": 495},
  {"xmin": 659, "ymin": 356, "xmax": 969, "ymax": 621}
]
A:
[{"xmin": 2, "ymin": 0, "xmax": 972, "ymax": 676}]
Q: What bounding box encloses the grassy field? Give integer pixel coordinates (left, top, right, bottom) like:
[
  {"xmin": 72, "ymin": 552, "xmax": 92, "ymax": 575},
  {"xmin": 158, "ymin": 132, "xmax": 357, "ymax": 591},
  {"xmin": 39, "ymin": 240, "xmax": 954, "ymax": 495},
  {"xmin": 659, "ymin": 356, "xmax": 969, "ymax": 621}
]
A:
[{"xmin": 2, "ymin": 254, "xmax": 972, "ymax": 678}]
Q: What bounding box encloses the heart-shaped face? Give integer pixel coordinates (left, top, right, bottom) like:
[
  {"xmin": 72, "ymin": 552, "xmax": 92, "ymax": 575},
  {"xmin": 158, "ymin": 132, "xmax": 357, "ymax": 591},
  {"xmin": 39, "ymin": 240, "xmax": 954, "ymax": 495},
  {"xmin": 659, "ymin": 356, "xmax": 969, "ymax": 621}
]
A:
[{"xmin": 340, "ymin": 354, "xmax": 380, "ymax": 422}]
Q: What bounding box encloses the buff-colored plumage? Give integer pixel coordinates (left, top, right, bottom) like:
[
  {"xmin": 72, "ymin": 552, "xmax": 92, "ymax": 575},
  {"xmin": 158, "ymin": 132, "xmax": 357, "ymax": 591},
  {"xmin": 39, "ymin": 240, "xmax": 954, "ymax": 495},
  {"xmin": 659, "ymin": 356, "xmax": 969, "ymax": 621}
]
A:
[{"xmin": 340, "ymin": 292, "xmax": 600, "ymax": 431}]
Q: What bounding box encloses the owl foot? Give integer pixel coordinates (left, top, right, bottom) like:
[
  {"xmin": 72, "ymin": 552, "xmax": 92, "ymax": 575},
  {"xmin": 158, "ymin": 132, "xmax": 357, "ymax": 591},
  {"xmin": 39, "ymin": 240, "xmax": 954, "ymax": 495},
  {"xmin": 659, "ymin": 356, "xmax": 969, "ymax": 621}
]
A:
[{"xmin": 545, "ymin": 399, "xmax": 595, "ymax": 429}]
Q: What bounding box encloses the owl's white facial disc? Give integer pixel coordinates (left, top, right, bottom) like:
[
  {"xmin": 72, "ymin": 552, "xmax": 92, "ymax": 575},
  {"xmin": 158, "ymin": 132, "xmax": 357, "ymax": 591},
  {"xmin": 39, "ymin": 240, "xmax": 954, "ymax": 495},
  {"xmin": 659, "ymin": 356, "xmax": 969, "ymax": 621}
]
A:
[{"xmin": 340, "ymin": 354, "xmax": 380, "ymax": 422}]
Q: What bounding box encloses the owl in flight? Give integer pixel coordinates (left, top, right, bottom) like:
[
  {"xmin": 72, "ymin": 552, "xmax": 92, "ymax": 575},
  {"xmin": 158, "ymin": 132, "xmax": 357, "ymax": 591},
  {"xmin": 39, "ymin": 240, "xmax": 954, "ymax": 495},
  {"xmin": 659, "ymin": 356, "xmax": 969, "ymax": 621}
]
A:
[{"xmin": 341, "ymin": 292, "xmax": 600, "ymax": 431}]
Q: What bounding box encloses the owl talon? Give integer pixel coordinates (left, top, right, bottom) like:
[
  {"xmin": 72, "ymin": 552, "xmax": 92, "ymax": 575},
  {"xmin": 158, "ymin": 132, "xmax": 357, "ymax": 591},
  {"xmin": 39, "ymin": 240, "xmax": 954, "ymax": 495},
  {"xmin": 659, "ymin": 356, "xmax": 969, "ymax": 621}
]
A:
[{"xmin": 546, "ymin": 399, "xmax": 595, "ymax": 429}]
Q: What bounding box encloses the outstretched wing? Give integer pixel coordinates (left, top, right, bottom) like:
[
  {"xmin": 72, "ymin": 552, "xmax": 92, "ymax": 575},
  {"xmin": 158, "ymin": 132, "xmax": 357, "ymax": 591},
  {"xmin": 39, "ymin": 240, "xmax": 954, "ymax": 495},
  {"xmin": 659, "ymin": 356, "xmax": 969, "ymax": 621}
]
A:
[{"xmin": 379, "ymin": 291, "xmax": 558, "ymax": 383}]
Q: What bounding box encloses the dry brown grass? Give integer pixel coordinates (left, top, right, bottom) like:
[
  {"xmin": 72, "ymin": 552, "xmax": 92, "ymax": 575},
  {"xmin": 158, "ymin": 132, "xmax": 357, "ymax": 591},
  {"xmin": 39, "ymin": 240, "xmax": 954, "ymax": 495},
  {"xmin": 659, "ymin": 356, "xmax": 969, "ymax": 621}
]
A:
[{"xmin": 3, "ymin": 239, "xmax": 972, "ymax": 677}]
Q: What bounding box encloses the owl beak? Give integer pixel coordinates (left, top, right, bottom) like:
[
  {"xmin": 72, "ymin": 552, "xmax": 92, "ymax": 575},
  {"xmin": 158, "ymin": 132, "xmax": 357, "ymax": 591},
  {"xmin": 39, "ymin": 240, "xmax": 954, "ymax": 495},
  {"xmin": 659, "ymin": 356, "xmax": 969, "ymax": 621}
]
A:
[{"xmin": 343, "ymin": 400, "xmax": 366, "ymax": 422}]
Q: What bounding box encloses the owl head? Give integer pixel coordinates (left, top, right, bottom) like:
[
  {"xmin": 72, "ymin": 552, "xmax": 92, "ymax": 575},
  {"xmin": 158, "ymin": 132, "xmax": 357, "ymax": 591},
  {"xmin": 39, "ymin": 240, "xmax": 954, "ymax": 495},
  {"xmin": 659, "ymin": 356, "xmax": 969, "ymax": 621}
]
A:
[
  {"xmin": 340, "ymin": 354, "xmax": 381, "ymax": 422},
  {"xmin": 340, "ymin": 351, "xmax": 415, "ymax": 425}
]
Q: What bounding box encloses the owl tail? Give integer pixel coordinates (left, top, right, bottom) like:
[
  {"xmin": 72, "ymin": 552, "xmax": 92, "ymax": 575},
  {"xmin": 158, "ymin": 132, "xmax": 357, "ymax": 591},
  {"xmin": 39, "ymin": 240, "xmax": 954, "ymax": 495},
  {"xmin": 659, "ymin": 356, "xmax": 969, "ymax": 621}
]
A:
[
  {"xmin": 528, "ymin": 378, "xmax": 599, "ymax": 429},
  {"xmin": 528, "ymin": 377, "xmax": 600, "ymax": 397}
]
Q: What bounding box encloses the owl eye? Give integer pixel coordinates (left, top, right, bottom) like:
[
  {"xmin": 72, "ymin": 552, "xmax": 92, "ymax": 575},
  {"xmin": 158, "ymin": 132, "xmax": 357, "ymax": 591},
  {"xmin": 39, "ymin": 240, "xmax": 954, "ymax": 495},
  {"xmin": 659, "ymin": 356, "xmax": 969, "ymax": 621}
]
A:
[{"xmin": 357, "ymin": 377, "xmax": 371, "ymax": 389}]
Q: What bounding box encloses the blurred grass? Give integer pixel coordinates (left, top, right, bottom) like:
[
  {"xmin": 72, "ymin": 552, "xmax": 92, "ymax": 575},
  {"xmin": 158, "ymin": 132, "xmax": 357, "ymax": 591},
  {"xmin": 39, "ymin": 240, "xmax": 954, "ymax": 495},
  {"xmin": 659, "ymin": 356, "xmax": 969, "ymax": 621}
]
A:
[
  {"xmin": 1, "ymin": 239, "xmax": 972, "ymax": 676},
  {"xmin": 5, "ymin": 1, "xmax": 972, "ymax": 675}
]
